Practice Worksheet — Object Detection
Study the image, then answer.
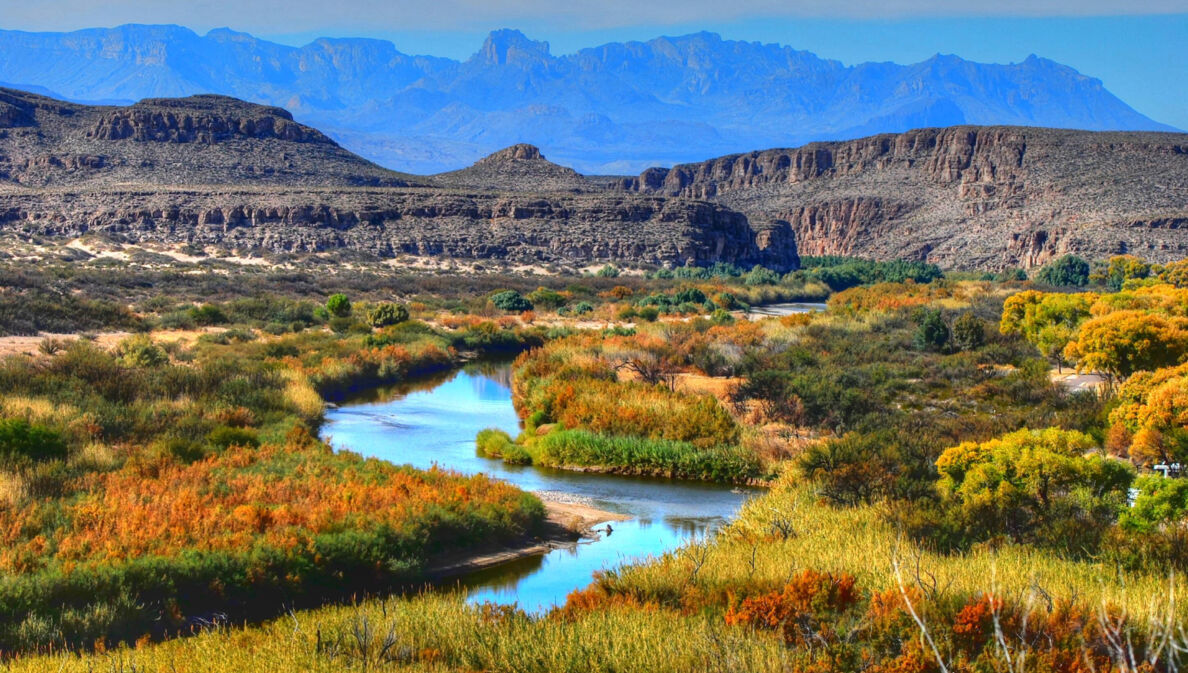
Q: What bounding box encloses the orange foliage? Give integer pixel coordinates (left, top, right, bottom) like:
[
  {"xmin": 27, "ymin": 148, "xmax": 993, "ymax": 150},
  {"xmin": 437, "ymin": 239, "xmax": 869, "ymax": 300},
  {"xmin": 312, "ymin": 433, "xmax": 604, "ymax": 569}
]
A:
[
  {"xmin": 725, "ymin": 570, "xmax": 858, "ymax": 644},
  {"xmin": 829, "ymin": 282, "xmax": 965, "ymax": 313},
  {"xmin": 0, "ymin": 441, "xmax": 534, "ymax": 573}
]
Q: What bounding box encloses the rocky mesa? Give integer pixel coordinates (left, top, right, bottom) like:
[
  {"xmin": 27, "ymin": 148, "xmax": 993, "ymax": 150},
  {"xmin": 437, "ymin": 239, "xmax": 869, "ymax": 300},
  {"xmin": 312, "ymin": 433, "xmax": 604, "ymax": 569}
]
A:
[
  {"xmin": 0, "ymin": 89, "xmax": 795, "ymax": 270},
  {"xmin": 616, "ymin": 126, "xmax": 1188, "ymax": 269}
]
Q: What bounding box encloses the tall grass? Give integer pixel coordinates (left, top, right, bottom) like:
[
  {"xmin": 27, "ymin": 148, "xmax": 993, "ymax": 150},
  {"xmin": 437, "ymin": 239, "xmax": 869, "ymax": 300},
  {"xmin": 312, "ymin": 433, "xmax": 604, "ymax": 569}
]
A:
[
  {"xmin": 534, "ymin": 429, "xmax": 763, "ymax": 483},
  {"xmin": 7, "ymin": 594, "xmax": 790, "ymax": 673},
  {"xmin": 602, "ymin": 477, "xmax": 1188, "ymax": 625}
]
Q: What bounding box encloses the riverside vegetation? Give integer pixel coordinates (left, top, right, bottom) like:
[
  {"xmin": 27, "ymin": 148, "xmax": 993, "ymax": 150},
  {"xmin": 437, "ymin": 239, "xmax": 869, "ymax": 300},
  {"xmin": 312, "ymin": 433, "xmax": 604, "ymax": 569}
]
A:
[{"xmin": 3, "ymin": 253, "xmax": 1188, "ymax": 671}]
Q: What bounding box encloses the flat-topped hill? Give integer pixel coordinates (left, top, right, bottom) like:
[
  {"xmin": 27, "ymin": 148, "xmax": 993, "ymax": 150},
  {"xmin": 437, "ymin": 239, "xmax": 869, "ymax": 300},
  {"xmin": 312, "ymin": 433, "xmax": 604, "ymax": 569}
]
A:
[{"xmin": 0, "ymin": 89, "xmax": 415, "ymax": 188}]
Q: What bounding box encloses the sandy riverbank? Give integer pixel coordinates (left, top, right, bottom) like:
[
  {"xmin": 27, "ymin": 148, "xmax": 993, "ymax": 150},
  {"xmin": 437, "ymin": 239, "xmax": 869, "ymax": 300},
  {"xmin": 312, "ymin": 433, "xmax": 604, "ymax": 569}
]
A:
[{"xmin": 429, "ymin": 494, "xmax": 629, "ymax": 579}]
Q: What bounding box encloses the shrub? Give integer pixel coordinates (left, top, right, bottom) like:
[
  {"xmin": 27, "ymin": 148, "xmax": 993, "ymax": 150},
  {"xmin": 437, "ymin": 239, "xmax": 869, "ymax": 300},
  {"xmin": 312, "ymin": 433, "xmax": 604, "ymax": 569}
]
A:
[
  {"xmin": 934, "ymin": 428, "xmax": 1134, "ymax": 551},
  {"xmin": 0, "ymin": 419, "xmax": 68, "ymax": 467},
  {"xmin": 535, "ymin": 429, "xmax": 761, "ymax": 482},
  {"xmin": 1119, "ymin": 475, "xmax": 1188, "ymax": 533},
  {"xmin": 595, "ymin": 265, "xmax": 620, "ymax": 278},
  {"xmin": 326, "ymin": 294, "xmax": 352, "ymax": 318},
  {"xmin": 913, "ymin": 309, "xmax": 950, "ymax": 352},
  {"xmin": 797, "ymin": 432, "xmax": 901, "ymax": 506},
  {"xmin": 674, "ymin": 287, "xmax": 707, "ymax": 305},
  {"xmin": 526, "ymin": 287, "xmax": 566, "ymax": 310},
  {"xmin": 115, "ymin": 335, "xmax": 169, "ymax": 368},
  {"xmin": 189, "ymin": 304, "xmax": 229, "ymax": 326},
  {"xmin": 1035, "ymin": 254, "xmax": 1090, "ymax": 287},
  {"xmin": 490, "ymin": 291, "xmax": 533, "ymax": 313},
  {"xmin": 206, "ymin": 426, "xmax": 260, "ymax": 450},
  {"xmin": 571, "ymin": 301, "xmax": 594, "ymax": 315},
  {"xmin": 367, "ymin": 303, "xmax": 410, "ymax": 328},
  {"xmin": 476, "ymin": 428, "xmax": 515, "ymax": 459},
  {"xmin": 951, "ymin": 312, "xmax": 985, "ymax": 351}
]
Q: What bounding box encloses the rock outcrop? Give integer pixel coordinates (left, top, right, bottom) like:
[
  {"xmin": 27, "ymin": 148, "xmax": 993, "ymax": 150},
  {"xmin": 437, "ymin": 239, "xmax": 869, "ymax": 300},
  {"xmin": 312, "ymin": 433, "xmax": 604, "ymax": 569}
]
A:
[
  {"xmin": 618, "ymin": 126, "xmax": 1188, "ymax": 268},
  {"xmin": 0, "ymin": 188, "xmax": 797, "ymax": 269},
  {"xmin": 431, "ymin": 144, "xmax": 597, "ymax": 193},
  {"xmin": 87, "ymin": 96, "xmax": 331, "ymax": 144},
  {"xmin": 0, "ymin": 88, "xmax": 413, "ymax": 187}
]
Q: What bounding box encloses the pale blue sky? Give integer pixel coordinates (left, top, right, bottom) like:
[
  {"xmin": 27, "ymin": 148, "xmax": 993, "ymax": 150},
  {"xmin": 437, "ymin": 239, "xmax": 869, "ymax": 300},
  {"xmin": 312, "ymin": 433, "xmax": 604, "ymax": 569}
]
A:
[{"xmin": 0, "ymin": 1, "xmax": 1184, "ymax": 129}]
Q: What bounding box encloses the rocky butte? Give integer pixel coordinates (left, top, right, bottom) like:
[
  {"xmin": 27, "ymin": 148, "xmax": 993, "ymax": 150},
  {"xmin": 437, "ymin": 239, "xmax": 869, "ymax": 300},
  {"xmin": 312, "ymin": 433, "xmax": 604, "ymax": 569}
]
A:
[{"xmin": 0, "ymin": 88, "xmax": 1186, "ymax": 271}]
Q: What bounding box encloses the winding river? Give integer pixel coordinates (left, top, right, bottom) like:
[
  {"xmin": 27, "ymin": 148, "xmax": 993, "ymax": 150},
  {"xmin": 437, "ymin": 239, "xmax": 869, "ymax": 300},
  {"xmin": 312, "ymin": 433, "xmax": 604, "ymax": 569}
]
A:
[{"xmin": 320, "ymin": 361, "xmax": 755, "ymax": 612}]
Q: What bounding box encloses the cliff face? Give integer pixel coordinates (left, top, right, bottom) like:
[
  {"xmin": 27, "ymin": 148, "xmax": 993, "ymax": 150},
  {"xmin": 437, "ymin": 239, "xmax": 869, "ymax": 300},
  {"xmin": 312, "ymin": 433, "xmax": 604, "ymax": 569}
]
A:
[
  {"xmin": 617, "ymin": 126, "xmax": 1188, "ymax": 269},
  {"xmin": 86, "ymin": 96, "xmax": 332, "ymax": 145},
  {"xmin": 0, "ymin": 189, "xmax": 798, "ymax": 270},
  {"xmin": 0, "ymin": 89, "xmax": 412, "ymax": 188}
]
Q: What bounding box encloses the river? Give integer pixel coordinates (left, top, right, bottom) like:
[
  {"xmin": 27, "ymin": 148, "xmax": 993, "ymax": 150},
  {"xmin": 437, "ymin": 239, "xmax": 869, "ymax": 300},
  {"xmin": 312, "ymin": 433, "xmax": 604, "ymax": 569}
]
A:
[{"xmin": 320, "ymin": 361, "xmax": 755, "ymax": 613}]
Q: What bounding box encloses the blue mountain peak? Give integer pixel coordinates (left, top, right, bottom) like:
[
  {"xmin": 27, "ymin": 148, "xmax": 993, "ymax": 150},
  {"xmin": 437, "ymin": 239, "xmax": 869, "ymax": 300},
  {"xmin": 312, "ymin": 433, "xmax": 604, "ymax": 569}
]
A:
[{"xmin": 477, "ymin": 29, "xmax": 551, "ymax": 66}]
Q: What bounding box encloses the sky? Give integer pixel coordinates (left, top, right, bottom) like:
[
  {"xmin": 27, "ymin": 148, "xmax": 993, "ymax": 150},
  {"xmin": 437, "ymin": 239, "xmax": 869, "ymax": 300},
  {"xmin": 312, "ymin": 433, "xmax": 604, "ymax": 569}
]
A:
[{"xmin": 0, "ymin": 1, "xmax": 1184, "ymax": 129}]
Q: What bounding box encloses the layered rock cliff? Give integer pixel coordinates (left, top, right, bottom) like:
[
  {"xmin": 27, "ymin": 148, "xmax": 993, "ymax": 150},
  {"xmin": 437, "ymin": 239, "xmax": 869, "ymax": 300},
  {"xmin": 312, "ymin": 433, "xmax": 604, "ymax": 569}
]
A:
[
  {"xmin": 0, "ymin": 188, "xmax": 797, "ymax": 269},
  {"xmin": 618, "ymin": 126, "xmax": 1188, "ymax": 269},
  {"xmin": 0, "ymin": 88, "xmax": 413, "ymax": 188}
]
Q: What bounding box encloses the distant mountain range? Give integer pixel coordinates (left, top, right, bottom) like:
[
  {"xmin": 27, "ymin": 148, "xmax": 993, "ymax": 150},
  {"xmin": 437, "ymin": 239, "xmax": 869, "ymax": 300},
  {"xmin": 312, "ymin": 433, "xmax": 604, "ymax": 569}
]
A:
[{"xmin": 0, "ymin": 24, "xmax": 1178, "ymax": 173}]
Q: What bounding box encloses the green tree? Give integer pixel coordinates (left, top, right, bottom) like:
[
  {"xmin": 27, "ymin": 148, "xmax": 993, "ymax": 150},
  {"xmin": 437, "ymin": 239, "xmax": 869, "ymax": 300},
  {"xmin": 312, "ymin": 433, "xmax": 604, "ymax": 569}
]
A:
[
  {"xmin": 743, "ymin": 265, "xmax": 780, "ymax": 286},
  {"xmin": 1102, "ymin": 255, "xmax": 1151, "ymax": 291},
  {"xmin": 490, "ymin": 290, "xmax": 533, "ymax": 312},
  {"xmin": 674, "ymin": 287, "xmax": 707, "ymax": 305},
  {"xmin": 912, "ymin": 309, "xmax": 950, "ymax": 352},
  {"xmin": 367, "ymin": 303, "xmax": 409, "ymax": 328},
  {"xmin": 1035, "ymin": 254, "xmax": 1090, "ymax": 287},
  {"xmin": 326, "ymin": 293, "xmax": 352, "ymax": 318},
  {"xmin": 999, "ymin": 290, "xmax": 1095, "ymax": 371},
  {"xmin": 595, "ymin": 264, "xmax": 620, "ymax": 278},
  {"xmin": 1120, "ymin": 475, "xmax": 1188, "ymax": 533},
  {"xmin": 936, "ymin": 428, "xmax": 1134, "ymax": 548},
  {"xmin": 951, "ymin": 312, "xmax": 985, "ymax": 351}
]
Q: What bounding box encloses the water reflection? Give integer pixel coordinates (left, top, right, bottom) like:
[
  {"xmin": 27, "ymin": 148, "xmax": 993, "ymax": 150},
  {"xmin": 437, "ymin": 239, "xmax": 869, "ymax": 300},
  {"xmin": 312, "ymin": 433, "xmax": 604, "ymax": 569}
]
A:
[
  {"xmin": 321, "ymin": 361, "xmax": 756, "ymax": 612},
  {"xmin": 746, "ymin": 302, "xmax": 829, "ymax": 317}
]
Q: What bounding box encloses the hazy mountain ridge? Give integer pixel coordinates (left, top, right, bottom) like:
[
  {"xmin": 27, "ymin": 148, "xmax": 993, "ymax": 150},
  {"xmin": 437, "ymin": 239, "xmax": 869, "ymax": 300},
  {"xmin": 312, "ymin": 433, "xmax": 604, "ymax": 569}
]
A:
[{"xmin": 0, "ymin": 25, "xmax": 1174, "ymax": 173}]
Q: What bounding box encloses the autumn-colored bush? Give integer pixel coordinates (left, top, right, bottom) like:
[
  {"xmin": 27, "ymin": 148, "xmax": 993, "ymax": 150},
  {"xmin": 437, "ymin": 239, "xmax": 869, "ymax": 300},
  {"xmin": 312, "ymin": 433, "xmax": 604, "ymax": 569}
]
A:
[{"xmin": 725, "ymin": 570, "xmax": 859, "ymax": 645}]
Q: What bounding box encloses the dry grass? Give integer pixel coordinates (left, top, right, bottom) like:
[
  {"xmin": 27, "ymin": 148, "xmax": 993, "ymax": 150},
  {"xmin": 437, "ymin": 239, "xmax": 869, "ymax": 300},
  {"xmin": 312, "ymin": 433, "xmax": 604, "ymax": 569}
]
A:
[
  {"xmin": 6, "ymin": 594, "xmax": 790, "ymax": 673},
  {"xmin": 0, "ymin": 471, "xmax": 28, "ymax": 508},
  {"xmin": 608, "ymin": 476, "xmax": 1188, "ymax": 625}
]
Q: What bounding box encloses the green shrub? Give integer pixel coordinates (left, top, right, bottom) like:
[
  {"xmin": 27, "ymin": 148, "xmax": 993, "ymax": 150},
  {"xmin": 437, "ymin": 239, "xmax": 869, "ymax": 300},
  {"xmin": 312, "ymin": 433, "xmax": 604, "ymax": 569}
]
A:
[
  {"xmin": 534, "ymin": 429, "xmax": 761, "ymax": 483},
  {"xmin": 1035, "ymin": 254, "xmax": 1090, "ymax": 287},
  {"xmin": 595, "ymin": 265, "xmax": 620, "ymax": 278},
  {"xmin": 743, "ymin": 266, "xmax": 780, "ymax": 286},
  {"xmin": 367, "ymin": 303, "xmax": 410, "ymax": 328},
  {"xmin": 115, "ymin": 335, "xmax": 169, "ymax": 368},
  {"xmin": 527, "ymin": 288, "xmax": 566, "ymax": 310},
  {"xmin": 913, "ymin": 309, "xmax": 950, "ymax": 352},
  {"xmin": 476, "ymin": 428, "xmax": 515, "ymax": 459},
  {"xmin": 326, "ymin": 294, "xmax": 352, "ymax": 318},
  {"xmin": 189, "ymin": 304, "xmax": 229, "ymax": 326},
  {"xmin": 0, "ymin": 419, "xmax": 68, "ymax": 468},
  {"xmin": 951, "ymin": 312, "xmax": 985, "ymax": 351},
  {"xmin": 490, "ymin": 290, "xmax": 533, "ymax": 313},
  {"xmin": 674, "ymin": 287, "xmax": 707, "ymax": 305},
  {"xmin": 206, "ymin": 426, "xmax": 260, "ymax": 450}
]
